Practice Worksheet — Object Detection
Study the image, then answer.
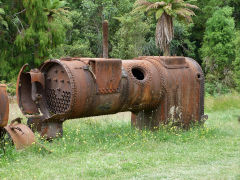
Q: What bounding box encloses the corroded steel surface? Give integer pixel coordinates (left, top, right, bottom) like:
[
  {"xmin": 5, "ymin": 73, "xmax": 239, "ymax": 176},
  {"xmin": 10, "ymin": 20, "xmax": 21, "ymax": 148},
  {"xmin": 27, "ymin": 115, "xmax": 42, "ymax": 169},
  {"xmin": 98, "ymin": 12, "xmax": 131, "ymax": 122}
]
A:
[
  {"xmin": 17, "ymin": 56, "xmax": 207, "ymax": 139},
  {"xmin": 89, "ymin": 59, "xmax": 122, "ymax": 94},
  {"xmin": 17, "ymin": 64, "xmax": 40, "ymax": 115},
  {"xmin": 4, "ymin": 119, "xmax": 35, "ymax": 150},
  {"xmin": 0, "ymin": 84, "xmax": 9, "ymax": 127},
  {"xmin": 0, "ymin": 84, "xmax": 35, "ymax": 150}
]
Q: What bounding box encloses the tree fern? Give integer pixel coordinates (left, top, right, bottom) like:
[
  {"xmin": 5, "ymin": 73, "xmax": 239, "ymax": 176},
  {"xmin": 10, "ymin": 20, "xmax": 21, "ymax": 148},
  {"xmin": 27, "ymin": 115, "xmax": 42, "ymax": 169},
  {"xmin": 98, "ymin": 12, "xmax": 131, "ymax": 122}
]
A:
[{"xmin": 133, "ymin": 0, "xmax": 198, "ymax": 55}]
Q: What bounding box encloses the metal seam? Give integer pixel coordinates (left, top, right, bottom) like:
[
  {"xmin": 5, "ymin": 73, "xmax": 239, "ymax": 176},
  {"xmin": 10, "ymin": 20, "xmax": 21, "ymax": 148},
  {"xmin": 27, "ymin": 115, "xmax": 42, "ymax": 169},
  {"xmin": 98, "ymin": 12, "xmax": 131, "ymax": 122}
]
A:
[{"xmin": 187, "ymin": 58, "xmax": 205, "ymax": 118}]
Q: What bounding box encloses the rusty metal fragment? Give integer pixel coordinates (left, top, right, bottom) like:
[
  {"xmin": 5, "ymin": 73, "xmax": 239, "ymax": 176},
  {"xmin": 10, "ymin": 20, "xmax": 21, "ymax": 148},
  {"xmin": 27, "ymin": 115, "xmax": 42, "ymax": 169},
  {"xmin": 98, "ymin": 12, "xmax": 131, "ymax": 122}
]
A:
[
  {"xmin": 0, "ymin": 84, "xmax": 35, "ymax": 150},
  {"xmin": 17, "ymin": 56, "xmax": 207, "ymax": 139},
  {"xmin": 4, "ymin": 119, "xmax": 35, "ymax": 150}
]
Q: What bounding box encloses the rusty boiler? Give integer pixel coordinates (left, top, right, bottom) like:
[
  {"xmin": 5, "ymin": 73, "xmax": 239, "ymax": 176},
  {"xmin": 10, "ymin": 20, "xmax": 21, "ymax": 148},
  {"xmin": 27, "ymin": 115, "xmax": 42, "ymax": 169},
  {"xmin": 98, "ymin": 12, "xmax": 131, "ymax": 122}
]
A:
[
  {"xmin": 17, "ymin": 56, "xmax": 206, "ymax": 139},
  {"xmin": 0, "ymin": 84, "xmax": 35, "ymax": 150}
]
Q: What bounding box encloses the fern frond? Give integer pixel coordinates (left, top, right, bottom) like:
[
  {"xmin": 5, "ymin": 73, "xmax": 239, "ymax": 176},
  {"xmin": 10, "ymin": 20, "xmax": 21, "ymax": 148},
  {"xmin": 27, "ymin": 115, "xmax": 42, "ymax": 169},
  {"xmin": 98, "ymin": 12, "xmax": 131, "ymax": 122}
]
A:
[
  {"xmin": 176, "ymin": 8, "xmax": 195, "ymax": 16},
  {"xmin": 175, "ymin": 8, "xmax": 195, "ymax": 22},
  {"xmin": 184, "ymin": 3, "xmax": 199, "ymax": 9},
  {"xmin": 146, "ymin": 2, "xmax": 166, "ymax": 11},
  {"xmin": 173, "ymin": 0, "xmax": 184, "ymax": 3},
  {"xmin": 131, "ymin": 5, "xmax": 147, "ymax": 13}
]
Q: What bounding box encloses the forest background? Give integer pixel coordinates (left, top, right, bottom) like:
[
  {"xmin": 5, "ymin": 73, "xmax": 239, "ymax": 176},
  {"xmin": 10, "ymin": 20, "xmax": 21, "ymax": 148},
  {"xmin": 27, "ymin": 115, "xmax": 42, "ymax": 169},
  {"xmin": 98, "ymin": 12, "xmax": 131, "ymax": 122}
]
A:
[{"xmin": 0, "ymin": 0, "xmax": 240, "ymax": 96}]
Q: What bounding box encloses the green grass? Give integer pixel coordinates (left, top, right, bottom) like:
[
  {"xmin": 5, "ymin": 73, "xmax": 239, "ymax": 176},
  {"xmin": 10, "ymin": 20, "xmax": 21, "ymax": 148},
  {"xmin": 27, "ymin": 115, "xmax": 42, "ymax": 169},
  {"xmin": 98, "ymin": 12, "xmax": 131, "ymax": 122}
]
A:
[{"xmin": 0, "ymin": 94, "xmax": 240, "ymax": 180}]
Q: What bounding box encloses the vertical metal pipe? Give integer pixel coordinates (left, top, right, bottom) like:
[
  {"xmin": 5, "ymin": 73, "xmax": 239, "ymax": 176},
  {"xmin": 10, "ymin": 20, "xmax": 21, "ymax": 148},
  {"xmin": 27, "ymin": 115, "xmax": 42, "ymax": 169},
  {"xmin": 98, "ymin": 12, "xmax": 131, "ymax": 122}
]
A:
[{"xmin": 102, "ymin": 20, "xmax": 109, "ymax": 59}]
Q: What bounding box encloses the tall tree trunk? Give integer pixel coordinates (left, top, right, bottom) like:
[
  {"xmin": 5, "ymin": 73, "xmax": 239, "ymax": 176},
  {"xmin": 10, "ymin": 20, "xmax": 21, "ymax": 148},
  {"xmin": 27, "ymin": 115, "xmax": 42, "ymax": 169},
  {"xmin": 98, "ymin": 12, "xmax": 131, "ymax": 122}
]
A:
[
  {"xmin": 155, "ymin": 12, "xmax": 173, "ymax": 56},
  {"xmin": 163, "ymin": 45, "xmax": 170, "ymax": 56}
]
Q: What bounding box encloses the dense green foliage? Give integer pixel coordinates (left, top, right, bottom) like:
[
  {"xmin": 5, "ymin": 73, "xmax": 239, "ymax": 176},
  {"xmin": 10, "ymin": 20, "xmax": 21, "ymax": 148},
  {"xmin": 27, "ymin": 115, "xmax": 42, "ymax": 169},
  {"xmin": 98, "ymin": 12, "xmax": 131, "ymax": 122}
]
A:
[
  {"xmin": 170, "ymin": 22, "xmax": 196, "ymax": 58},
  {"xmin": 0, "ymin": 0, "xmax": 240, "ymax": 94},
  {"xmin": 51, "ymin": 0, "xmax": 136, "ymax": 59},
  {"xmin": 234, "ymin": 31, "xmax": 240, "ymax": 91},
  {"xmin": 0, "ymin": 0, "xmax": 67, "ymax": 80},
  {"xmin": 111, "ymin": 12, "xmax": 149, "ymax": 59},
  {"xmin": 200, "ymin": 7, "xmax": 236, "ymax": 94}
]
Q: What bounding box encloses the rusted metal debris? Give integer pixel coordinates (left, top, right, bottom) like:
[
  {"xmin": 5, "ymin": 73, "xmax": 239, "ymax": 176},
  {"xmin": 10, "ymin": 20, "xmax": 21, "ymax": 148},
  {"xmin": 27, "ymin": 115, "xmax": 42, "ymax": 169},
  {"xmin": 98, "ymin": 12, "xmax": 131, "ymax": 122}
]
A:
[
  {"xmin": 0, "ymin": 85, "xmax": 9, "ymax": 128},
  {"xmin": 17, "ymin": 56, "xmax": 207, "ymax": 139},
  {"xmin": 4, "ymin": 118, "xmax": 35, "ymax": 150},
  {"xmin": 0, "ymin": 84, "xmax": 35, "ymax": 150}
]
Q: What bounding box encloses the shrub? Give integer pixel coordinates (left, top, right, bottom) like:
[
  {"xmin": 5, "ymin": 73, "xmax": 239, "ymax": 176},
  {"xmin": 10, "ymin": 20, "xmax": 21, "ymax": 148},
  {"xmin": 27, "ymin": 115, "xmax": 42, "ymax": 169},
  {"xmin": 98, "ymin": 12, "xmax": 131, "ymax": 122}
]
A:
[
  {"xmin": 233, "ymin": 31, "xmax": 240, "ymax": 91},
  {"xmin": 200, "ymin": 7, "xmax": 236, "ymax": 93}
]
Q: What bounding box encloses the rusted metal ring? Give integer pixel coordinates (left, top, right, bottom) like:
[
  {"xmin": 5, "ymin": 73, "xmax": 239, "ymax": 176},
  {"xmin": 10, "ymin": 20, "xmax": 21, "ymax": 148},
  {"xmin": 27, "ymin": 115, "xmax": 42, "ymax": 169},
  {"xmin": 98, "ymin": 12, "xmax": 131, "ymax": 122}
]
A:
[
  {"xmin": 143, "ymin": 58, "xmax": 167, "ymax": 100},
  {"xmin": 40, "ymin": 59, "xmax": 76, "ymax": 118},
  {"xmin": 126, "ymin": 64, "xmax": 152, "ymax": 86}
]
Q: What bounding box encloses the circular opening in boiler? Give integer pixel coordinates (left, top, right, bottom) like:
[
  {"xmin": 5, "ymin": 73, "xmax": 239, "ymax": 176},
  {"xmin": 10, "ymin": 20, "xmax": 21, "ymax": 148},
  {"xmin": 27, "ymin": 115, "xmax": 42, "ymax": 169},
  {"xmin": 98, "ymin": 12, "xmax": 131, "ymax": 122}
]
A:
[{"xmin": 132, "ymin": 68, "xmax": 145, "ymax": 80}]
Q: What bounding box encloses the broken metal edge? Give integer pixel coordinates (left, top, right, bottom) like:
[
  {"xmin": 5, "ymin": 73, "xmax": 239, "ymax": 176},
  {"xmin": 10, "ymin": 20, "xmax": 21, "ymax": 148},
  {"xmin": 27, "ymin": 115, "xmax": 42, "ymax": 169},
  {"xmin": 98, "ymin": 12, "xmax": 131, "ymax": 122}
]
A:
[
  {"xmin": 3, "ymin": 122, "xmax": 35, "ymax": 150},
  {"xmin": 16, "ymin": 64, "xmax": 35, "ymax": 115}
]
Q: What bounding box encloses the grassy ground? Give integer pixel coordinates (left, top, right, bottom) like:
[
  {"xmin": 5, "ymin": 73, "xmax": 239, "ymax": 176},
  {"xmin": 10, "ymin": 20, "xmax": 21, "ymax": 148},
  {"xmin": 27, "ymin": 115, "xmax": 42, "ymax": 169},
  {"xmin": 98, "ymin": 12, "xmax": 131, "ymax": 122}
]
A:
[{"xmin": 0, "ymin": 94, "xmax": 240, "ymax": 180}]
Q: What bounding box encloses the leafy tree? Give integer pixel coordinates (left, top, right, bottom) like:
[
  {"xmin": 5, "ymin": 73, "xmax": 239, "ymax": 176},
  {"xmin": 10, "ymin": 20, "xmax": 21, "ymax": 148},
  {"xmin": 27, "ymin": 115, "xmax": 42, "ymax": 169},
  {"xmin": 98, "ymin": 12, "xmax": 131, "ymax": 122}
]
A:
[
  {"xmin": 111, "ymin": 12, "xmax": 149, "ymax": 59},
  {"xmin": 170, "ymin": 21, "xmax": 196, "ymax": 57},
  {"xmin": 143, "ymin": 20, "xmax": 196, "ymax": 58},
  {"xmin": 200, "ymin": 7, "xmax": 236, "ymax": 90},
  {"xmin": 234, "ymin": 31, "xmax": 240, "ymax": 91},
  {"xmin": 14, "ymin": 0, "xmax": 67, "ymax": 65},
  {"xmin": 190, "ymin": 0, "xmax": 240, "ymax": 64},
  {"xmin": 0, "ymin": 0, "xmax": 8, "ymax": 32},
  {"xmin": 50, "ymin": 0, "xmax": 198, "ymax": 60},
  {"xmin": 226, "ymin": 0, "xmax": 240, "ymax": 28},
  {"xmin": 0, "ymin": 0, "xmax": 68, "ymax": 80},
  {"xmin": 133, "ymin": 0, "xmax": 198, "ymax": 56},
  {"xmin": 62, "ymin": 0, "xmax": 136, "ymax": 58},
  {"xmin": 45, "ymin": 0, "xmax": 69, "ymax": 21},
  {"xmin": 191, "ymin": 0, "xmax": 222, "ymax": 42}
]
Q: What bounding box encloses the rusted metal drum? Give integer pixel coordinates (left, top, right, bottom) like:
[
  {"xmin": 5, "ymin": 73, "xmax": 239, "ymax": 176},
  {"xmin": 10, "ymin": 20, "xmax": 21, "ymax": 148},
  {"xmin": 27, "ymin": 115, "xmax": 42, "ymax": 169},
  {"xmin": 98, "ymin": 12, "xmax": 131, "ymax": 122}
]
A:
[
  {"xmin": 17, "ymin": 56, "xmax": 207, "ymax": 139},
  {"xmin": 0, "ymin": 84, "xmax": 9, "ymax": 128}
]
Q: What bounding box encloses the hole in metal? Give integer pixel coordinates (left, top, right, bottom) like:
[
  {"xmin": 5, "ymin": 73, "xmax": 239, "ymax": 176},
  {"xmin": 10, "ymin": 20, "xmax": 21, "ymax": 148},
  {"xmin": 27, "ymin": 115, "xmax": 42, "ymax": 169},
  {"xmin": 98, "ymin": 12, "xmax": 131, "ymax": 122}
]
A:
[{"xmin": 132, "ymin": 68, "xmax": 145, "ymax": 81}]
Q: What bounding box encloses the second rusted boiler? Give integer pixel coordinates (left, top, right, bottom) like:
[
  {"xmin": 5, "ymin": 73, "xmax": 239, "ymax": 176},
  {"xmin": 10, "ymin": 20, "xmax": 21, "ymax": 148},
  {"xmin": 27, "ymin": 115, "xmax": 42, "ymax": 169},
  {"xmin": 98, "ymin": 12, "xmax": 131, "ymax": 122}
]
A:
[
  {"xmin": 17, "ymin": 56, "xmax": 206, "ymax": 139},
  {"xmin": 0, "ymin": 85, "xmax": 9, "ymax": 128}
]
